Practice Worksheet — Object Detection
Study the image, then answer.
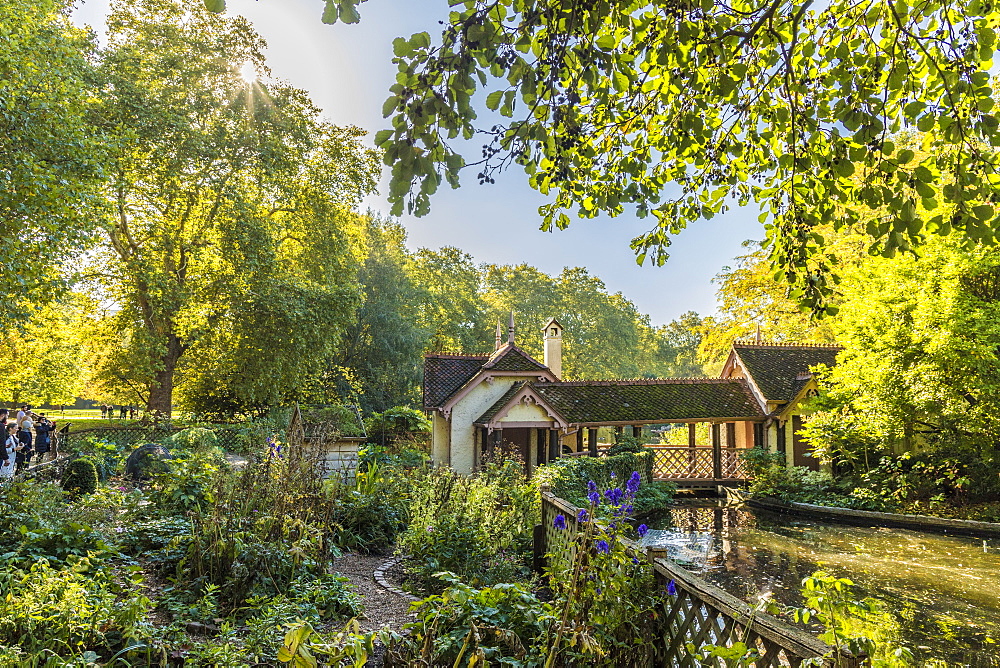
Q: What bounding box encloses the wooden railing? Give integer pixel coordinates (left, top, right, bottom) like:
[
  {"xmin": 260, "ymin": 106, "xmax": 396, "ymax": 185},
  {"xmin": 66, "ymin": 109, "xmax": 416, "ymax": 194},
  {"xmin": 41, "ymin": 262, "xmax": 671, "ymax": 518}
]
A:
[
  {"xmin": 647, "ymin": 445, "xmax": 749, "ymax": 480},
  {"xmin": 538, "ymin": 492, "xmax": 860, "ymax": 667}
]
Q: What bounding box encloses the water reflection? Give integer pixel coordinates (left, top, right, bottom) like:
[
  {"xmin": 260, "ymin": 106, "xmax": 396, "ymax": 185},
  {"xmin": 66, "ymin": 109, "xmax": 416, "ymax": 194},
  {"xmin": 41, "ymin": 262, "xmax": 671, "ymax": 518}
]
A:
[{"xmin": 644, "ymin": 500, "xmax": 1000, "ymax": 666}]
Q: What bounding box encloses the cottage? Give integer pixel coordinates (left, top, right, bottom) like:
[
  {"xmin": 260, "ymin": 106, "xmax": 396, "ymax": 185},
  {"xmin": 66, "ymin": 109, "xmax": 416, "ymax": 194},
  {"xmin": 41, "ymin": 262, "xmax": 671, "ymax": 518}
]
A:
[{"xmin": 423, "ymin": 317, "xmax": 840, "ymax": 481}]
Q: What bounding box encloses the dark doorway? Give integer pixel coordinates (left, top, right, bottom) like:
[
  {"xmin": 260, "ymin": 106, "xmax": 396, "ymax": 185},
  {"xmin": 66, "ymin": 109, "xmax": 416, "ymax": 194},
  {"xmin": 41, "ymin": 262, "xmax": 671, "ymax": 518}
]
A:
[
  {"xmin": 499, "ymin": 428, "xmax": 531, "ymax": 476},
  {"xmin": 791, "ymin": 415, "xmax": 819, "ymax": 470}
]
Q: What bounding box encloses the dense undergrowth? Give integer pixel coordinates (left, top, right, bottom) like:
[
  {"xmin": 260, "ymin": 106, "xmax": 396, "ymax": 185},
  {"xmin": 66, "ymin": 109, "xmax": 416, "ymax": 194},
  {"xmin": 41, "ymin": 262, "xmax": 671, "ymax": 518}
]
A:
[{"xmin": 743, "ymin": 445, "xmax": 1000, "ymax": 522}]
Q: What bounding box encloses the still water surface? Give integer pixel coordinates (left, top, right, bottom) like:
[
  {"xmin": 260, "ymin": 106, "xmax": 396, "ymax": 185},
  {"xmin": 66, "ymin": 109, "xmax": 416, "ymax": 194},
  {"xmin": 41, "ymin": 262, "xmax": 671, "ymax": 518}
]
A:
[{"xmin": 646, "ymin": 501, "xmax": 1000, "ymax": 666}]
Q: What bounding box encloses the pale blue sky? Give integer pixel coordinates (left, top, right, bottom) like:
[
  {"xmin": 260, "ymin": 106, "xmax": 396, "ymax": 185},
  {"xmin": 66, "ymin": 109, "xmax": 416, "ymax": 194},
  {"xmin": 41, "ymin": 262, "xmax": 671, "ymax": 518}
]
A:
[{"xmin": 71, "ymin": 0, "xmax": 764, "ymax": 325}]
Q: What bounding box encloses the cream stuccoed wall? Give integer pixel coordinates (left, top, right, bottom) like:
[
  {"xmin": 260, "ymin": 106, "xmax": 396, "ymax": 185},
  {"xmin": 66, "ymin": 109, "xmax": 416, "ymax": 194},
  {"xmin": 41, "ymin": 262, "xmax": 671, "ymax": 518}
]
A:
[
  {"xmin": 448, "ymin": 376, "xmax": 543, "ymax": 474},
  {"xmin": 431, "ymin": 412, "xmax": 451, "ymax": 467},
  {"xmin": 499, "ymin": 401, "xmax": 553, "ymax": 423}
]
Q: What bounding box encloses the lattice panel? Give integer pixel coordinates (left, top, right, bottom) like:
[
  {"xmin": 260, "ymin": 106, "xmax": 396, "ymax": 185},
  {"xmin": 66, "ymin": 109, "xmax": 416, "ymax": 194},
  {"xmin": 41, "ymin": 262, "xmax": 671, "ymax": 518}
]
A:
[
  {"xmin": 651, "ymin": 447, "xmax": 715, "ymax": 479},
  {"xmin": 721, "ymin": 449, "xmax": 750, "ymax": 479}
]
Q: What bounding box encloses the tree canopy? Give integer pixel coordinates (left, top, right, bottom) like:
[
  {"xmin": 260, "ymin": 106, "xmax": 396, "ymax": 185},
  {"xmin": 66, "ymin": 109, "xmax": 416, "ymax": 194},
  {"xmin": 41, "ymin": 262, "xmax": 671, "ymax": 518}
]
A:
[
  {"xmin": 0, "ymin": 0, "xmax": 102, "ymax": 297},
  {"xmin": 301, "ymin": 0, "xmax": 1000, "ymax": 311},
  {"xmin": 89, "ymin": 0, "xmax": 378, "ymax": 414}
]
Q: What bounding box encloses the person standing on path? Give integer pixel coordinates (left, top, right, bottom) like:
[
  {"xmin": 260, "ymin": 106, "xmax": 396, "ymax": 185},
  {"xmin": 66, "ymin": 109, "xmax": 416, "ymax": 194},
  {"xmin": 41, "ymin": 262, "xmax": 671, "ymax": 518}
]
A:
[
  {"xmin": 34, "ymin": 415, "xmax": 54, "ymax": 462},
  {"xmin": 1, "ymin": 423, "xmax": 17, "ymax": 479},
  {"xmin": 16, "ymin": 411, "xmax": 33, "ymax": 472}
]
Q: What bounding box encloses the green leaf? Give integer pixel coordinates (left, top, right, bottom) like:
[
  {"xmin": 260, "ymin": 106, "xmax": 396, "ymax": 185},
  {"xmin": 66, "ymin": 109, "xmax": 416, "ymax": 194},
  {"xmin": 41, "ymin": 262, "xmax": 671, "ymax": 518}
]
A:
[
  {"xmin": 485, "ymin": 90, "xmax": 503, "ymax": 111},
  {"xmin": 595, "ymin": 34, "xmax": 616, "ymax": 50},
  {"xmin": 321, "ymin": 0, "xmax": 338, "ymax": 24},
  {"xmin": 339, "ymin": 2, "xmax": 361, "ymax": 24},
  {"xmin": 373, "ymin": 129, "xmax": 393, "ymax": 146},
  {"xmin": 203, "ymin": 0, "xmax": 225, "ymax": 12}
]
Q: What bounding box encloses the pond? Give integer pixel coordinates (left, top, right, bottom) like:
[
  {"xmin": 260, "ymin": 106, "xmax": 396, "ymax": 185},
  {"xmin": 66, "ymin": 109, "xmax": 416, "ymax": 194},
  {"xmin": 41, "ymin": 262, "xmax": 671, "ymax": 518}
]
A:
[{"xmin": 644, "ymin": 500, "xmax": 1000, "ymax": 666}]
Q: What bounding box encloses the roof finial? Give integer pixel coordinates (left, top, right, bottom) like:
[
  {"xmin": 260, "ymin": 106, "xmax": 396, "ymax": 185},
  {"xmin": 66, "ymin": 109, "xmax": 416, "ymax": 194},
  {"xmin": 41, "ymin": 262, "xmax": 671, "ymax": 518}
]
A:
[
  {"xmin": 508, "ymin": 309, "xmax": 516, "ymax": 344},
  {"xmin": 755, "ymin": 322, "xmax": 762, "ymax": 344},
  {"xmin": 495, "ymin": 319, "xmax": 503, "ymax": 351}
]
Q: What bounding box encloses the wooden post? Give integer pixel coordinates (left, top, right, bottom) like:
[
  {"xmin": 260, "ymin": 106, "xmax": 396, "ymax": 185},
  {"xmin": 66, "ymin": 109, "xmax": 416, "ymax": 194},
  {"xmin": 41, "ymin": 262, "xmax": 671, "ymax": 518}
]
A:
[
  {"xmin": 588, "ymin": 427, "xmax": 598, "ymax": 457},
  {"xmin": 491, "ymin": 428, "xmax": 503, "ymax": 462},
  {"xmin": 632, "ymin": 424, "xmax": 642, "ymax": 440},
  {"xmin": 576, "ymin": 428, "xmax": 584, "ymax": 453},
  {"xmin": 532, "ymin": 523, "xmax": 546, "ymax": 573},
  {"xmin": 614, "ymin": 425, "xmax": 623, "ymax": 440},
  {"xmin": 726, "ymin": 422, "xmax": 737, "ymax": 449},
  {"xmin": 688, "ymin": 423, "xmax": 697, "ymax": 475},
  {"xmin": 711, "ymin": 423, "xmax": 722, "ymax": 480},
  {"xmin": 549, "ymin": 430, "xmax": 560, "ymax": 461},
  {"xmin": 537, "ymin": 428, "xmax": 547, "ymax": 465}
]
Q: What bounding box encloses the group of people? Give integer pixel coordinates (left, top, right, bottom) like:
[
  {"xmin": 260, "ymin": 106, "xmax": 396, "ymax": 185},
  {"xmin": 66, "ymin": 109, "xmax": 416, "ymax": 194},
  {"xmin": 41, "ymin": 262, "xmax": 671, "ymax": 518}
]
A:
[
  {"xmin": 1, "ymin": 405, "xmax": 57, "ymax": 478},
  {"xmin": 100, "ymin": 404, "xmax": 138, "ymax": 420}
]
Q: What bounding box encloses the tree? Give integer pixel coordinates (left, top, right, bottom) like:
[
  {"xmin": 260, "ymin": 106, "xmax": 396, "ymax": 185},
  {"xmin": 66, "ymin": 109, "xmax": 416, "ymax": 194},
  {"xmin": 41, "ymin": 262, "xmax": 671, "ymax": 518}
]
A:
[
  {"xmin": 0, "ymin": 0, "xmax": 102, "ymax": 297},
  {"xmin": 315, "ymin": 216, "xmax": 430, "ymax": 412},
  {"xmin": 323, "ymin": 0, "xmax": 1000, "ymax": 311},
  {"xmin": 804, "ymin": 237, "xmax": 1000, "ymax": 465},
  {"xmin": 407, "ymin": 247, "xmax": 486, "ymax": 353},
  {"xmin": 640, "ymin": 312, "xmax": 706, "ymax": 378},
  {"xmin": 699, "ymin": 241, "xmax": 840, "ymax": 368},
  {"xmin": 92, "ymin": 0, "xmax": 378, "ymax": 415},
  {"xmin": 0, "ymin": 294, "xmax": 97, "ymax": 405}
]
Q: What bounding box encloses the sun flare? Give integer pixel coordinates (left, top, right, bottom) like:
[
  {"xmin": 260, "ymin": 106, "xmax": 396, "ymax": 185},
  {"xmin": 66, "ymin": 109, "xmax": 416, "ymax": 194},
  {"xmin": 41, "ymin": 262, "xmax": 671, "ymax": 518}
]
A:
[{"xmin": 238, "ymin": 61, "xmax": 256, "ymax": 83}]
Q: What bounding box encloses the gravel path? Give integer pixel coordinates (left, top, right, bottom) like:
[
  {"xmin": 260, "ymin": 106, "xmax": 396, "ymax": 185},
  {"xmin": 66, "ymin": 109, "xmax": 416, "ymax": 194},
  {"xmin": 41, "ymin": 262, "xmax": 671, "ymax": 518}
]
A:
[{"xmin": 330, "ymin": 553, "xmax": 416, "ymax": 634}]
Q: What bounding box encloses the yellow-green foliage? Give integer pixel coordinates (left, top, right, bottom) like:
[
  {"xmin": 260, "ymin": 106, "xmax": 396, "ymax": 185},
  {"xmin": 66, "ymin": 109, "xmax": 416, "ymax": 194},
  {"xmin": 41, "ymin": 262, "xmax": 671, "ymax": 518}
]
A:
[{"xmin": 0, "ymin": 559, "xmax": 150, "ymax": 657}]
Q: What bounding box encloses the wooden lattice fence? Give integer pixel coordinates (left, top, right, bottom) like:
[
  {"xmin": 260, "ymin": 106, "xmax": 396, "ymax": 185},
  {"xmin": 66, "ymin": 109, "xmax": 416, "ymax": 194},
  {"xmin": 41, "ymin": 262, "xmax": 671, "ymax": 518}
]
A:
[
  {"xmin": 539, "ymin": 491, "xmax": 861, "ymax": 667},
  {"xmin": 647, "ymin": 446, "xmax": 750, "ymax": 480}
]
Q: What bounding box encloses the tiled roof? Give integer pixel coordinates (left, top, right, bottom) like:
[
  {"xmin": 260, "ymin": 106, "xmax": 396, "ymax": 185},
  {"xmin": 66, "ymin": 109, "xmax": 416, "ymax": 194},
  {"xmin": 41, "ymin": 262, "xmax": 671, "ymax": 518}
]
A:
[
  {"xmin": 422, "ymin": 354, "xmax": 489, "ymax": 409},
  {"xmin": 733, "ymin": 343, "xmax": 841, "ymax": 403},
  {"xmin": 474, "ymin": 382, "xmax": 528, "ymax": 424},
  {"xmin": 483, "ymin": 344, "xmax": 548, "ymax": 372},
  {"xmin": 532, "ymin": 378, "xmax": 763, "ymax": 423}
]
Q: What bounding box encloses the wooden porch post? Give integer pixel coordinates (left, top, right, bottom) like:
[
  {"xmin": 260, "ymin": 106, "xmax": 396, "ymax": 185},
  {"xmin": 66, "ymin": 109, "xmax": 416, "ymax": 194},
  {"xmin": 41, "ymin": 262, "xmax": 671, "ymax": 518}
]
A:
[
  {"xmin": 491, "ymin": 428, "xmax": 503, "ymax": 463},
  {"xmin": 632, "ymin": 424, "xmax": 642, "ymax": 440},
  {"xmin": 588, "ymin": 428, "xmax": 598, "ymax": 457},
  {"xmin": 549, "ymin": 430, "xmax": 560, "ymax": 461},
  {"xmin": 576, "ymin": 428, "xmax": 584, "ymax": 453},
  {"xmin": 688, "ymin": 423, "xmax": 697, "ymax": 475},
  {"xmin": 726, "ymin": 422, "xmax": 737, "ymax": 449},
  {"xmin": 614, "ymin": 425, "xmax": 623, "ymax": 440},
  {"xmin": 537, "ymin": 428, "xmax": 547, "ymax": 465},
  {"xmin": 711, "ymin": 423, "xmax": 722, "ymax": 479}
]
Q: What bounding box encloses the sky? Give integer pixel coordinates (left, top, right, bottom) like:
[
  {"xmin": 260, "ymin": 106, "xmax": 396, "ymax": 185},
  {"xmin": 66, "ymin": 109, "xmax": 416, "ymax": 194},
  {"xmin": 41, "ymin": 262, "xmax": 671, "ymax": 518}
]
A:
[{"xmin": 70, "ymin": 0, "xmax": 765, "ymax": 326}]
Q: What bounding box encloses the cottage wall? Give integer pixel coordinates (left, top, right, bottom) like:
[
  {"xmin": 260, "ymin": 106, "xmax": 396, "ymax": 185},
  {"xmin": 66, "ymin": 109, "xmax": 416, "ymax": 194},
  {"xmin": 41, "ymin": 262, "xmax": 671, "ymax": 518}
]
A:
[
  {"xmin": 432, "ymin": 413, "xmax": 450, "ymax": 467},
  {"xmin": 448, "ymin": 376, "xmax": 541, "ymax": 474}
]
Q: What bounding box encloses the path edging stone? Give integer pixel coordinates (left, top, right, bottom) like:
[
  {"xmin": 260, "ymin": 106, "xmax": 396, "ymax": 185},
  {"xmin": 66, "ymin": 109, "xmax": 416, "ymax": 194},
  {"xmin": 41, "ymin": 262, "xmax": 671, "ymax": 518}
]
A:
[{"xmin": 374, "ymin": 555, "xmax": 421, "ymax": 603}]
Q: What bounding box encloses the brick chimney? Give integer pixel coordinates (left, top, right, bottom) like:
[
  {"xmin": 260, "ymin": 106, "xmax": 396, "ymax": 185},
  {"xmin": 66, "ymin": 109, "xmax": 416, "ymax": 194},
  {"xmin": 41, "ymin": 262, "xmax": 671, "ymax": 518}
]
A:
[{"xmin": 542, "ymin": 318, "xmax": 563, "ymax": 379}]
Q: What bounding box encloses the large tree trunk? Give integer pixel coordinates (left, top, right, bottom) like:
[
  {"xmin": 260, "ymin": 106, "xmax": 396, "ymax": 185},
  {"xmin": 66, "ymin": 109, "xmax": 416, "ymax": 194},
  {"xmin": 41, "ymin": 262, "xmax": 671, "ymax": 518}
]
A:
[{"xmin": 147, "ymin": 334, "xmax": 183, "ymax": 418}]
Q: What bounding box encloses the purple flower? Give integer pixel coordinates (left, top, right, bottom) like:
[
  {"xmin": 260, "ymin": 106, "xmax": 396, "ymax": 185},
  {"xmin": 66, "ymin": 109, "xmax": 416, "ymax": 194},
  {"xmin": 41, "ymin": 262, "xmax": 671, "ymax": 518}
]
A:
[
  {"xmin": 587, "ymin": 491, "xmax": 601, "ymax": 506},
  {"xmin": 577, "ymin": 509, "xmax": 588, "ymax": 523},
  {"xmin": 595, "ymin": 540, "xmax": 611, "ymax": 554},
  {"xmin": 605, "ymin": 487, "xmax": 624, "ymax": 505},
  {"xmin": 637, "ymin": 524, "xmax": 649, "ymax": 537},
  {"xmin": 627, "ymin": 471, "xmax": 641, "ymax": 496},
  {"xmin": 553, "ymin": 514, "xmax": 567, "ymax": 530},
  {"xmin": 609, "ymin": 471, "xmax": 616, "ymax": 479},
  {"xmin": 632, "ymin": 556, "xmax": 640, "ymax": 565},
  {"xmin": 587, "ymin": 480, "xmax": 598, "ymax": 493},
  {"xmin": 667, "ymin": 580, "xmax": 677, "ymax": 596}
]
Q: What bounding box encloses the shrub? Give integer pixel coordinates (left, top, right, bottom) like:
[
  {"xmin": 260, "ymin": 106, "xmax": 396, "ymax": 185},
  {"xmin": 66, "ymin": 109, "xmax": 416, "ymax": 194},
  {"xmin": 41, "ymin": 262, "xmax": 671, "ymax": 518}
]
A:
[
  {"xmin": 0, "ymin": 558, "xmax": 151, "ymax": 657},
  {"xmin": 399, "ymin": 461, "xmax": 537, "ymax": 591},
  {"xmin": 148, "ymin": 450, "xmax": 225, "ymax": 513},
  {"xmin": 61, "ymin": 459, "xmax": 98, "ymax": 497},
  {"xmin": 169, "ymin": 427, "xmax": 219, "ymax": 452},
  {"xmin": 538, "ymin": 450, "xmax": 656, "ymax": 509},
  {"xmin": 328, "ymin": 462, "xmax": 407, "ymax": 554},
  {"xmin": 364, "ymin": 406, "xmax": 430, "ymax": 446}
]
